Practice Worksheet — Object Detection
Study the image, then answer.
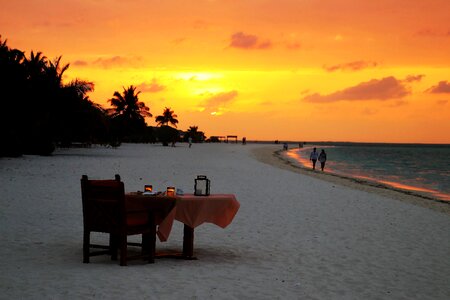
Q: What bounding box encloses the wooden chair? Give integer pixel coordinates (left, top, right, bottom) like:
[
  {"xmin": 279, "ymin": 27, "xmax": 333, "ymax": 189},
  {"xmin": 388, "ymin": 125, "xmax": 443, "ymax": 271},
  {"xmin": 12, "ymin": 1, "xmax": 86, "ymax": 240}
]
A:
[{"xmin": 81, "ymin": 174, "xmax": 172, "ymax": 266}]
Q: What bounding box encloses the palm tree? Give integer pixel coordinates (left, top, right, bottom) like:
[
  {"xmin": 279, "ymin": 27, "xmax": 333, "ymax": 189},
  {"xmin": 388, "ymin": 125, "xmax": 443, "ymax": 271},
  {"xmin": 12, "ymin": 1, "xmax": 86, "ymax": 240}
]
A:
[
  {"xmin": 0, "ymin": 37, "xmax": 117, "ymax": 155},
  {"xmin": 0, "ymin": 36, "xmax": 25, "ymax": 65},
  {"xmin": 65, "ymin": 79, "xmax": 95, "ymax": 97},
  {"xmin": 108, "ymin": 85, "xmax": 152, "ymax": 139},
  {"xmin": 0, "ymin": 36, "xmax": 27, "ymax": 156},
  {"xmin": 186, "ymin": 125, "xmax": 206, "ymax": 142},
  {"xmin": 24, "ymin": 51, "xmax": 47, "ymax": 81},
  {"xmin": 155, "ymin": 107, "xmax": 178, "ymax": 127},
  {"xmin": 108, "ymin": 85, "xmax": 151, "ymax": 119},
  {"xmin": 43, "ymin": 56, "xmax": 70, "ymax": 90},
  {"xmin": 27, "ymin": 55, "xmax": 96, "ymax": 150},
  {"xmin": 187, "ymin": 126, "xmax": 198, "ymax": 135}
]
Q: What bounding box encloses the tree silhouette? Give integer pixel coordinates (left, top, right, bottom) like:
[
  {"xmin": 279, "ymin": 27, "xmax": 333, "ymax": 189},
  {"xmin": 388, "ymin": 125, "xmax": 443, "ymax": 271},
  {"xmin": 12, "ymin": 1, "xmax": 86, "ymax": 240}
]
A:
[
  {"xmin": 0, "ymin": 36, "xmax": 112, "ymax": 156},
  {"xmin": 187, "ymin": 126, "xmax": 198, "ymax": 135},
  {"xmin": 186, "ymin": 125, "xmax": 206, "ymax": 142},
  {"xmin": 0, "ymin": 36, "xmax": 27, "ymax": 156},
  {"xmin": 108, "ymin": 85, "xmax": 151, "ymax": 140},
  {"xmin": 108, "ymin": 85, "xmax": 151, "ymax": 120},
  {"xmin": 155, "ymin": 107, "xmax": 178, "ymax": 127},
  {"xmin": 28, "ymin": 55, "xmax": 96, "ymax": 150},
  {"xmin": 24, "ymin": 51, "xmax": 47, "ymax": 81}
]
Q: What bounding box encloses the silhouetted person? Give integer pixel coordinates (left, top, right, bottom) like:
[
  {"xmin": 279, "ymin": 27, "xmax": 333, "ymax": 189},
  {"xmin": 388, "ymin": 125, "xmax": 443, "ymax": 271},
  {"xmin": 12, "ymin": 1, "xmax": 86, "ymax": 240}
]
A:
[
  {"xmin": 188, "ymin": 137, "xmax": 192, "ymax": 148},
  {"xmin": 242, "ymin": 137, "xmax": 246, "ymax": 145},
  {"xmin": 283, "ymin": 143, "xmax": 288, "ymax": 151},
  {"xmin": 318, "ymin": 149, "xmax": 327, "ymax": 171},
  {"xmin": 310, "ymin": 147, "xmax": 318, "ymax": 170}
]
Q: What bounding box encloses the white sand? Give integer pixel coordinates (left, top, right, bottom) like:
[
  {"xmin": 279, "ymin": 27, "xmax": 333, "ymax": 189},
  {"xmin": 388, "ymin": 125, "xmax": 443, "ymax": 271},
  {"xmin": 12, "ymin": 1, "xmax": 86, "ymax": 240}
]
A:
[{"xmin": 1, "ymin": 143, "xmax": 449, "ymax": 299}]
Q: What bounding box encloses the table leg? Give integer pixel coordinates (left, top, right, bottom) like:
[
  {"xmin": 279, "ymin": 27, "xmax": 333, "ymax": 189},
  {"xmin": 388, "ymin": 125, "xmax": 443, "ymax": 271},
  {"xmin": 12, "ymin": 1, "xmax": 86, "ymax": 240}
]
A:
[
  {"xmin": 144, "ymin": 214, "xmax": 156, "ymax": 263},
  {"xmin": 182, "ymin": 224, "xmax": 195, "ymax": 259}
]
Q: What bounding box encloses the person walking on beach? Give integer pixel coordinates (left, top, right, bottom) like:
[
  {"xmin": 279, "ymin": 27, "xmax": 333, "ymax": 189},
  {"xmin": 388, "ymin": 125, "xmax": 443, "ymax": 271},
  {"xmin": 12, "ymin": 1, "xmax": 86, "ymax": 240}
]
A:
[
  {"xmin": 188, "ymin": 137, "xmax": 192, "ymax": 148},
  {"xmin": 318, "ymin": 149, "xmax": 327, "ymax": 171},
  {"xmin": 310, "ymin": 147, "xmax": 318, "ymax": 170}
]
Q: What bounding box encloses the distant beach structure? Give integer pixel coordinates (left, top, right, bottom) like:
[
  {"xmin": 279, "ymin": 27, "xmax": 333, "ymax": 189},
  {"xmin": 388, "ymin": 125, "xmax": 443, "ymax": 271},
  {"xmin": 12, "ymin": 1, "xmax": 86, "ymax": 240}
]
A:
[
  {"xmin": 226, "ymin": 135, "xmax": 238, "ymax": 143},
  {"xmin": 208, "ymin": 135, "xmax": 239, "ymax": 143}
]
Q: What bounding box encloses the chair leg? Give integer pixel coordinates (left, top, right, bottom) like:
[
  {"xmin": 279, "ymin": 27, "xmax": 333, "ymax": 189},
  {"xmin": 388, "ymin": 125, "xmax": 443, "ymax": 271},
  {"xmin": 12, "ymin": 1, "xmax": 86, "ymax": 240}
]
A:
[
  {"xmin": 83, "ymin": 230, "xmax": 90, "ymax": 263},
  {"xmin": 119, "ymin": 234, "xmax": 127, "ymax": 266}
]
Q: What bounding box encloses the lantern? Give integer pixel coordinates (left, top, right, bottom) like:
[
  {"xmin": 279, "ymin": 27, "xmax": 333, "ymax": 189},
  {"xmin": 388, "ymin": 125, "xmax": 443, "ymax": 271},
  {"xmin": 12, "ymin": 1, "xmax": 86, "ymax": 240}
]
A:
[
  {"xmin": 166, "ymin": 186, "xmax": 176, "ymax": 197},
  {"xmin": 144, "ymin": 185, "xmax": 153, "ymax": 192},
  {"xmin": 194, "ymin": 175, "xmax": 210, "ymax": 196}
]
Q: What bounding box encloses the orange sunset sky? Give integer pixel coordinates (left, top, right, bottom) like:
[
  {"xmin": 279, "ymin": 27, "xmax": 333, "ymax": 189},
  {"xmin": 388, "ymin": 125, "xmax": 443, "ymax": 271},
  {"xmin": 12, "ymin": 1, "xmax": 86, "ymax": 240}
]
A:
[{"xmin": 1, "ymin": 0, "xmax": 450, "ymax": 143}]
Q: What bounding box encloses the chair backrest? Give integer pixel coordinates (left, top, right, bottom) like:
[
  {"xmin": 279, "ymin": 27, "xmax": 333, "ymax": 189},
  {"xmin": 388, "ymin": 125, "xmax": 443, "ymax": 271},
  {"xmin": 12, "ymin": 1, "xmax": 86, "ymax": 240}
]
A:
[{"xmin": 81, "ymin": 175, "xmax": 125, "ymax": 233}]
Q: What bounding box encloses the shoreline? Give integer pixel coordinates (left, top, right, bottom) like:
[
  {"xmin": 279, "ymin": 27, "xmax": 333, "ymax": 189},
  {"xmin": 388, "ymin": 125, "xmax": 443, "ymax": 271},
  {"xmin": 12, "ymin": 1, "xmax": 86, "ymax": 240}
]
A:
[{"xmin": 250, "ymin": 145, "xmax": 450, "ymax": 216}]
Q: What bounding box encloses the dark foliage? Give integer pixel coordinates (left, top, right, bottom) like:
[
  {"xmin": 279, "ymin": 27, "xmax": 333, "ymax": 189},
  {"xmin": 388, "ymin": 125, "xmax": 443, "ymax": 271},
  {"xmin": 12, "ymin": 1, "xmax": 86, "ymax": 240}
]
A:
[
  {"xmin": 0, "ymin": 36, "xmax": 197, "ymax": 155},
  {"xmin": 156, "ymin": 125, "xmax": 180, "ymax": 146},
  {"xmin": 184, "ymin": 125, "xmax": 206, "ymax": 143},
  {"xmin": 0, "ymin": 36, "xmax": 115, "ymax": 156},
  {"xmin": 107, "ymin": 85, "xmax": 152, "ymax": 143},
  {"xmin": 155, "ymin": 107, "xmax": 178, "ymax": 128}
]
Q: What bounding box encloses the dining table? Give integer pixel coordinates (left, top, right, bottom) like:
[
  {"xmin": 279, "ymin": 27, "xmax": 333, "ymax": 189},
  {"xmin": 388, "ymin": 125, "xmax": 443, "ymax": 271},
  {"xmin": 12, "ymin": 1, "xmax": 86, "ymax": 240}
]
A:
[{"xmin": 125, "ymin": 192, "xmax": 240, "ymax": 259}]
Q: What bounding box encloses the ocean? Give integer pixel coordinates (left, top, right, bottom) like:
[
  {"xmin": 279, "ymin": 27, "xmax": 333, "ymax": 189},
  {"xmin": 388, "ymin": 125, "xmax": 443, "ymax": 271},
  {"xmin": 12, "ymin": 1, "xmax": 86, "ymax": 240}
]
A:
[{"xmin": 286, "ymin": 143, "xmax": 450, "ymax": 202}]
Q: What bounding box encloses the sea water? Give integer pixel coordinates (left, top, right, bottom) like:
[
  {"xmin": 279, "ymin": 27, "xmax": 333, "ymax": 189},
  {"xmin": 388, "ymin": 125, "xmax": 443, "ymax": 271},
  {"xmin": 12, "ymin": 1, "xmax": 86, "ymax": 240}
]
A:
[{"xmin": 287, "ymin": 143, "xmax": 450, "ymax": 201}]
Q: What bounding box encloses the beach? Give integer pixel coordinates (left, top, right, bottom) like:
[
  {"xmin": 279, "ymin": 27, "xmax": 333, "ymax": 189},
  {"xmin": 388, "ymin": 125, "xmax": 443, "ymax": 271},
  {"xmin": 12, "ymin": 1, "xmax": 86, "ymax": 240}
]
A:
[{"xmin": 1, "ymin": 143, "xmax": 449, "ymax": 299}]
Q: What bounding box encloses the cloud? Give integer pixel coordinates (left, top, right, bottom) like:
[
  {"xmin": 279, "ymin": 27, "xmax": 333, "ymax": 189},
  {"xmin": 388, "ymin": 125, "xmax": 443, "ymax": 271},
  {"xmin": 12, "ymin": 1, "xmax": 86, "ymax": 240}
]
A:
[
  {"xmin": 198, "ymin": 90, "xmax": 238, "ymax": 115},
  {"xmin": 388, "ymin": 100, "xmax": 408, "ymax": 107},
  {"xmin": 136, "ymin": 79, "xmax": 166, "ymax": 93},
  {"xmin": 415, "ymin": 28, "xmax": 450, "ymax": 37},
  {"xmin": 259, "ymin": 100, "xmax": 274, "ymax": 106},
  {"xmin": 300, "ymin": 89, "xmax": 310, "ymax": 95},
  {"xmin": 425, "ymin": 81, "xmax": 450, "ymax": 93},
  {"xmin": 204, "ymin": 90, "xmax": 238, "ymax": 107},
  {"xmin": 193, "ymin": 20, "xmax": 210, "ymax": 29},
  {"xmin": 323, "ymin": 60, "xmax": 378, "ymax": 72},
  {"xmin": 362, "ymin": 108, "xmax": 377, "ymax": 115},
  {"xmin": 286, "ymin": 42, "xmax": 301, "ymax": 50},
  {"xmin": 66, "ymin": 55, "xmax": 145, "ymax": 69},
  {"xmin": 92, "ymin": 56, "xmax": 142, "ymax": 68},
  {"xmin": 73, "ymin": 60, "xmax": 88, "ymax": 67},
  {"xmin": 171, "ymin": 37, "xmax": 186, "ymax": 45},
  {"xmin": 302, "ymin": 76, "xmax": 410, "ymax": 103},
  {"xmin": 404, "ymin": 74, "xmax": 425, "ymax": 82},
  {"xmin": 229, "ymin": 32, "xmax": 272, "ymax": 50},
  {"xmin": 33, "ymin": 20, "xmax": 73, "ymax": 28},
  {"xmin": 415, "ymin": 29, "xmax": 439, "ymax": 36}
]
